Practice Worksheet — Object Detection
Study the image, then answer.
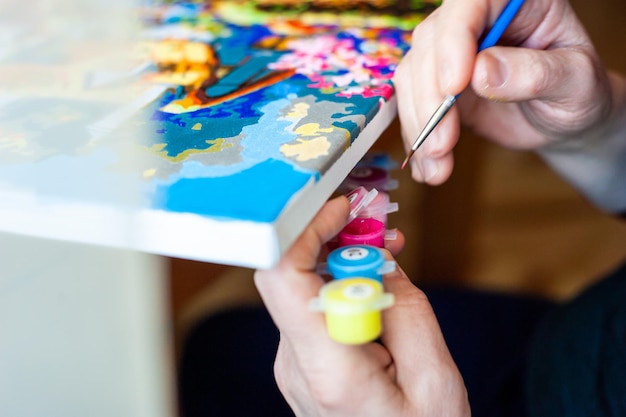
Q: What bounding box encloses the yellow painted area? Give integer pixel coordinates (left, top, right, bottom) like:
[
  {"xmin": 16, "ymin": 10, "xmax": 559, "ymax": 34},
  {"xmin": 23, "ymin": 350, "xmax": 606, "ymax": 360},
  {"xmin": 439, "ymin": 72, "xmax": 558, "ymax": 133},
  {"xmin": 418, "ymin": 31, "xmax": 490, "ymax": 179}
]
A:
[
  {"xmin": 281, "ymin": 136, "xmax": 330, "ymax": 162},
  {"xmin": 340, "ymin": 128, "xmax": 351, "ymax": 151},
  {"xmin": 182, "ymin": 42, "xmax": 214, "ymax": 64},
  {"xmin": 192, "ymin": 123, "xmax": 202, "ymax": 130},
  {"xmin": 147, "ymin": 139, "xmax": 232, "ymax": 162},
  {"xmin": 143, "ymin": 168, "xmax": 157, "ymax": 178},
  {"xmin": 286, "ymin": 102, "xmax": 310, "ymax": 119},
  {"xmin": 145, "ymin": 39, "xmax": 216, "ymax": 90},
  {"xmin": 0, "ymin": 135, "xmax": 27, "ymax": 152},
  {"xmin": 149, "ymin": 143, "xmax": 167, "ymax": 152},
  {"xmin": 148, "ymin": 71, "xmax": 205, "ymax": 87},
  {"xmin": 149, "ymin": 40, "xmax": 216, "ymax": 68},
  {"xmin": 160, "ymin": 101, "xmax": 201, "ymax": 114},
  {"xmin": 294, "ymin": 123, "xmax": 334, "ymax": 136}
]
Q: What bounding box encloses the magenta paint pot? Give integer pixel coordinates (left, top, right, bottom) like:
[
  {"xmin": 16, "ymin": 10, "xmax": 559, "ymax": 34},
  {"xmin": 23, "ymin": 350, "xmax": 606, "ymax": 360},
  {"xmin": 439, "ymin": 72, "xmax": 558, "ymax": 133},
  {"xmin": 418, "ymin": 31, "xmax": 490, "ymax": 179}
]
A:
[{"xmin": 338, "ymin": 218, "xmax": 385, "ymax": 248}]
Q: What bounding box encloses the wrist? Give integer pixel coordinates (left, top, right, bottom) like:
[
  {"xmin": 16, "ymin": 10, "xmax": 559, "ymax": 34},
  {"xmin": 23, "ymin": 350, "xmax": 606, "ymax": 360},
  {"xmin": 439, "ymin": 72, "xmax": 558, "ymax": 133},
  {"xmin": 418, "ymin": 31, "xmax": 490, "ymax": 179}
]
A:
[{"xmin": 536, "ymin": 71, "xmax": 626, "ymax": 214}]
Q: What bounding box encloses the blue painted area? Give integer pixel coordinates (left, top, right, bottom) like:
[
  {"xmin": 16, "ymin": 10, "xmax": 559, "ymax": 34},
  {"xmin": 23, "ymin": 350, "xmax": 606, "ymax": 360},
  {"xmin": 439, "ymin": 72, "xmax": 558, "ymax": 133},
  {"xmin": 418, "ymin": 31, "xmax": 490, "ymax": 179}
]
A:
[
  {"xmin": 155, "ymin": 158, "xmax": 314, "ymax": 222},
  {"xmin": 206, "ymin": 50, "xmax": 285, "ymax": 97},
  {"xmin": 161, "ymin": 2, "xmax": 202, "ymax": 23},
  {"xmin": 149, "ymin": 91, "xmax": 266, "ymax": 157},
  {"xmin": 239, "ymin": 97, "xmax": 296, "ymax": 162},
  {"xmin": 131, "ymin": 19, "xmax": 402, "ymax": 225}
]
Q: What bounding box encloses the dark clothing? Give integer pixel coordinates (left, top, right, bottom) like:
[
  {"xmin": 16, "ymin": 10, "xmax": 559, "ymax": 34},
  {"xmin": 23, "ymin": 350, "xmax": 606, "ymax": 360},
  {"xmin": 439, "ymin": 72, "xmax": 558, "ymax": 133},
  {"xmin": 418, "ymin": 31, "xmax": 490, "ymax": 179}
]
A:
[
  {"xmin": 525, "ymin": 261, "xmax": 626, "ymax": 416},
  {"xmin": 178, "ymin": 306, "xmax": 290, "ymax": 417},
  {"xmin": 178, "ymin": 259, "xmax": 626, "ymax": 417}
]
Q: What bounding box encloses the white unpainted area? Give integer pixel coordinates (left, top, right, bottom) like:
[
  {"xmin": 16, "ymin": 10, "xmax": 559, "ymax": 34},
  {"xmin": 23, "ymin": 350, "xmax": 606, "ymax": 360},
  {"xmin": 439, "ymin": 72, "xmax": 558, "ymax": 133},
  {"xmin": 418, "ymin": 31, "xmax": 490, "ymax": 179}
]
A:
[{"xmin": 0, "ymin": 1, "xmax": 175, "ymax": 416}]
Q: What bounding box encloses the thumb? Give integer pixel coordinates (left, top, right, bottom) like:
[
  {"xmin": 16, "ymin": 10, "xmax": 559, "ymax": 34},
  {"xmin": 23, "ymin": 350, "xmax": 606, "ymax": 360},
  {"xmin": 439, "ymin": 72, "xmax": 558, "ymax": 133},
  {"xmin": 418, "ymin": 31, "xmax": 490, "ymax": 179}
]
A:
[
  {"xmin": 472, "ymin": 46, "xmax": 601, "ymax": 105},
  {"xmin": 255, "ymin": 196, "xmax": 350, "ymax": 339}
]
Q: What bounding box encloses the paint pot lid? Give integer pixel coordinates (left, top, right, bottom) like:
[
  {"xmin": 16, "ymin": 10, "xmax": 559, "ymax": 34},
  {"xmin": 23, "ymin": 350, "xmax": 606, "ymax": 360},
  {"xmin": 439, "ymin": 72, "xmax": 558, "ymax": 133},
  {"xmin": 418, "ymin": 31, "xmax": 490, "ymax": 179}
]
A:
[
  {"xmin": 346, "ymin": 186, "xmax": 379, "ymax": 222},
  {"xmin": 356, "ymin": 191, "xmax": 399, "ymax": 218},
  {"xmin": 310, "ymin": 277, "xmax": 394, "ymax": 314},
  {"xmin": 327, "ymin": 245, "xmax": 385, "ymax": 276}
]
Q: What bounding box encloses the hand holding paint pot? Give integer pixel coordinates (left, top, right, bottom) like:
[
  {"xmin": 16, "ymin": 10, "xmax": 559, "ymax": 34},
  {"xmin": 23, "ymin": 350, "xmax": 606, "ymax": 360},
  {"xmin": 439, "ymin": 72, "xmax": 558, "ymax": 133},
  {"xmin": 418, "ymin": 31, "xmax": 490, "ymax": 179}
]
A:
[{"xmin": 254, "ymin": 197, "xmax": 469, "ymax": 417}]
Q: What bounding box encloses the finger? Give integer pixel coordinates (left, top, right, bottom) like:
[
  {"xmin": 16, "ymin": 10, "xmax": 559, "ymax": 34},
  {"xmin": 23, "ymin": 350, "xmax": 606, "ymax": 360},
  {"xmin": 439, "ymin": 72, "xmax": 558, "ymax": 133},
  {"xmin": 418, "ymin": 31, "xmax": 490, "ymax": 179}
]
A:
[
  {"xmin": 379, "ymin": 265, "xmax": 470, "ymax": 414},
  {"xmin": 255, "ymin": 196, "xmax": 350, "ymax": 338},
  {"xmin": 435, "ymin": 0, "xmax": 540, "ymax": 95},
  {"xmin": 276, "ymin": 335, "xmax": 396, "ymax": 415},
  {"xmin": 379, "ymin": 264, "xmax": 460, "ymax": 384},
  {"xmin": 274, "ymin": 340, "xmax": 318, "ymax": 416},
  {"xmin": 394, "ymin": 47, "xmax": 428, "ymax": 155},
  {"xmin": 466, "ymin": 44, "xmax": 610, "ymax": 148},
  {"xmin": 384, "ymin": 228, "xmax": 405, "ymax": 257},
  {"xmin": 396, "ymin": 17, "xmax": 442, "ymax": 156},
  {"xmin": 473, "ymin": 45, "xmax": 603, "ymax": 108},
  {"xmin": 395, "ymin": 43, "xmax": 460, "ymax": 184},
  {"xmin": 408, "ymin": 145, "xmax": 457, "ymax": 185},
  {"xmin": 435, "ymin": 0, "xmax": 494, "ymax": 95}
]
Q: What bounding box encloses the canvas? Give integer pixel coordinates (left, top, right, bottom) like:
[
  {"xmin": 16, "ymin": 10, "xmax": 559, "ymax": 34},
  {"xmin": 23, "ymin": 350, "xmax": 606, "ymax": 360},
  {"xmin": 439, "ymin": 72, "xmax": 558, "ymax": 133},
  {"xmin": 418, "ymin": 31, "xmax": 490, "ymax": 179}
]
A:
[{"xmin": 0, "ymin": 0, "xmax": 435, "ymax": 268}]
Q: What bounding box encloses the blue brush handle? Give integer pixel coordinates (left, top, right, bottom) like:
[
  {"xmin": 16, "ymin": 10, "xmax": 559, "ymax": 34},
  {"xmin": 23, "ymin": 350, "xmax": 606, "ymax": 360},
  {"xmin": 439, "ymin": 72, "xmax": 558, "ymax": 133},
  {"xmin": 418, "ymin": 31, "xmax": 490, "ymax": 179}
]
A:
[{"xmin": 478, "ymin": 0, "xmax": 525, "ymax": 52}]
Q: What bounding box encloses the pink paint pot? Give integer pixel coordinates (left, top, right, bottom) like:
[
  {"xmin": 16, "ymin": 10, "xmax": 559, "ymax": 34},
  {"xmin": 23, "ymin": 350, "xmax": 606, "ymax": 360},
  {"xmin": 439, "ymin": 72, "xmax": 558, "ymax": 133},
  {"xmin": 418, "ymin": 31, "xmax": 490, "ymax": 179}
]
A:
[{"xmin": 338, "ymin": 218, "xmax": 385, "ymax": 248}]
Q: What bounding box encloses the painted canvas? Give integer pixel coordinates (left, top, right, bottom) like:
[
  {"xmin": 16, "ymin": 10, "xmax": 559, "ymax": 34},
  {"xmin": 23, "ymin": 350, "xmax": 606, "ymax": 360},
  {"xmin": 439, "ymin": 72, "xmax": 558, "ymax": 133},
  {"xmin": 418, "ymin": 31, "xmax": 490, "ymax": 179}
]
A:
[{"xmin": 0, "ymin": 0, "xmax": 437, "ymax": 267}]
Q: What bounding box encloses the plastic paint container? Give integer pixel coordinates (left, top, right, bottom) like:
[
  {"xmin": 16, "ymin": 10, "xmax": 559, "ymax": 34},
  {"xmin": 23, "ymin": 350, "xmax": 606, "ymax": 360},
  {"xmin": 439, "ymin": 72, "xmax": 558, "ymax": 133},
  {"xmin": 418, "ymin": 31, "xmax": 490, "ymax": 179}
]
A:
[
  {"xmin": 338, "ymin": 217, "xmax": 385, "ymax": 248},
  {"xmin": 327, "ymin": 245, "xmax": 395, "ymax": 282},
  {"xmin": 310, "ymin": 277, "xmax": 394, "ymax": 345},
  {"xmin": 356, "ymin": 152, "xmax": 399, "ymax": 171},
  {"xmin": 341, "ymin": 165, "xmax": 398, "ymax": 192},
  {"xmin": 346, "ymin": 186, "xmax": 378, "ymax": 222},
  {"xmin": 355, "ymin": 190, "xmax": 398, "ymax": 226}
]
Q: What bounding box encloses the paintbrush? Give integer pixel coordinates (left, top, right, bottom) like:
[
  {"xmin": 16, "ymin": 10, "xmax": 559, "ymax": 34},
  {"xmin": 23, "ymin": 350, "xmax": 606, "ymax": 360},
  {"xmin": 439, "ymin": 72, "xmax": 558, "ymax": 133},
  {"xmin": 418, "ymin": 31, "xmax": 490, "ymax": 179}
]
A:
[{"xmin": 401, "ymin": 0, "xmax": 526, "ymax": 170}]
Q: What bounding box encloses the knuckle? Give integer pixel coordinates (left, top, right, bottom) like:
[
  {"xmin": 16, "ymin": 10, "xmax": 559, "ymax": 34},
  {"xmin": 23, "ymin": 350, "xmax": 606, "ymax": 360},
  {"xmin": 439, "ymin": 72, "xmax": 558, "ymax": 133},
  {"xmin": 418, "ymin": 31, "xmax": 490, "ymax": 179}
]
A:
[
  {"xmin": 528, "ymin": 54, "xmax": 553, "ymax": 96},
  {"xmin": 402, "ymin": 285, "xmax": 430, "ymax": 307},
  {"xmin": 308, "ymin": 382, "xmax": 348, "ymax": 413}
]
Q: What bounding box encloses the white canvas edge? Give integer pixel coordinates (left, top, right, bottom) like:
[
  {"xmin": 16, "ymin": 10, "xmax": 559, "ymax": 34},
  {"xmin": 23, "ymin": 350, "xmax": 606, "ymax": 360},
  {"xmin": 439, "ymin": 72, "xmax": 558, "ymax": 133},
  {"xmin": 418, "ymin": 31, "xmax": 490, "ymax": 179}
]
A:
[{"xmin": 272, "ymin": 95, "xmax": 398, "ymax": 264}]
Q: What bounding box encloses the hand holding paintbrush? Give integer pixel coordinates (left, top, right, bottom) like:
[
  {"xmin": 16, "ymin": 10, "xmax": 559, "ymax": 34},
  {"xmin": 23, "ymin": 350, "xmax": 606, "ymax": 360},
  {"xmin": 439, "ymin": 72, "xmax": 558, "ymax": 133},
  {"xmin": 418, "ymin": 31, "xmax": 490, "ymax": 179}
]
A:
[
  {"xmin": 393, "ymin": 0, "xmax": 618, "ymax": 197},
  {"xmin": 401, "ymin": 0, "xmax": 526, "ymax": 171}
]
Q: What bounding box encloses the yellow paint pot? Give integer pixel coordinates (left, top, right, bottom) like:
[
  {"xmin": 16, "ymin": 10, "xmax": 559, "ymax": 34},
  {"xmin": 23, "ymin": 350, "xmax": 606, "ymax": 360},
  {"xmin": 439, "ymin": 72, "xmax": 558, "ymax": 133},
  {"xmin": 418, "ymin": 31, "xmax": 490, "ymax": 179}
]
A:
[{"xmin": 310, "ymin": 277, "xmax": 394, "ymax": 345}]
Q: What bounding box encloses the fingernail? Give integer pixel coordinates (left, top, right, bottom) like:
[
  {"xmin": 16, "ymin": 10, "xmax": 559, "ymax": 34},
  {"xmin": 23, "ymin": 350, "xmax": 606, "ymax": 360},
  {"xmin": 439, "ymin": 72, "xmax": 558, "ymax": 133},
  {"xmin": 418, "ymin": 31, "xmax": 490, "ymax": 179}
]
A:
[
  {"xmin": 423, "ymin": 158, "xmax": 439, "ymax": 181},
  {"xmin": 484, "ymin": 54, "xmax": 507, "ymax": 89},
  {"xmin": 384, "ymin": 229, "xmax": 398, "ymax": 240}
]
